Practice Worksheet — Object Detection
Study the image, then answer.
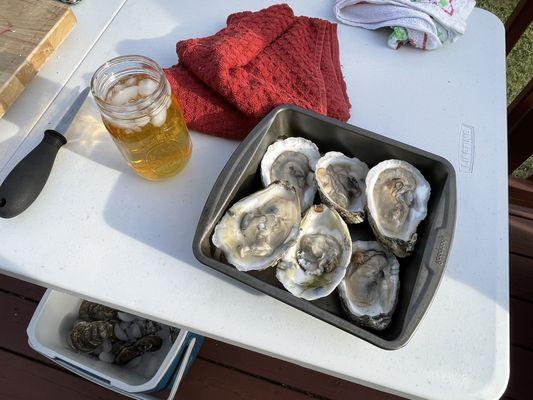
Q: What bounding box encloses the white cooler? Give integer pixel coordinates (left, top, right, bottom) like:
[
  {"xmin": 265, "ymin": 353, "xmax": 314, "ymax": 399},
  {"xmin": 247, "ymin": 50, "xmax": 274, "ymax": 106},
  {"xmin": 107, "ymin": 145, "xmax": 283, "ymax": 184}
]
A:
[{"xmin": 27, "ymin": 289, "xmax": 203, "ymax": 400}]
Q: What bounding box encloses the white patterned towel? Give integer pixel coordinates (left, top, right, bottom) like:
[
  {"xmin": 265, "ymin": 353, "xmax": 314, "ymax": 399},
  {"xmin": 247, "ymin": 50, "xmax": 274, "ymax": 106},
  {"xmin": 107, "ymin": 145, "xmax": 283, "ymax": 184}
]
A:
[{"xmin": 334, "ymin": 0, "xmax": 476, "ymax": 50}]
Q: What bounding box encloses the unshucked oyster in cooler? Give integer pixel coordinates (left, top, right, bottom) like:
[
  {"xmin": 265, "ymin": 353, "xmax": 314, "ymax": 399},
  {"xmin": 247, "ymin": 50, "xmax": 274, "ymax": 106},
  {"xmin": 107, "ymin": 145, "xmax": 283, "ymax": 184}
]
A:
[
  {"xmin": 69, "ymin": 300, "xmax": 170, "ymax": 367},
  {"xmin": 338, "ymin": 241, "xmax": 400, "ymax": 330},
  {"xmin": 212, "ymin": 181, "xmax": 301, "ymax": 271},
  {"xmin": 276, "ymin": 204, "xmax": 352, "ymax": 300},
  {"xmin": 79, "ymin": 301, "xmax": 117, "ymax": 321},
  {"xmin": 70, "ymin": 320, "xmax": 117, "ymax": 353},
  {"xmin": 366, "ymin": 160, "xmax": 431, "ymax": 257},
  {"xmin": 114, "ymin": 335, "xmax": 163, "ymax": 365},
  {"xmin": 261, "ymin": 137, "xmax": 320, "ymax": 211},
  {"xmin": 315, "ymin": 152, "xmax": 369, "ymax": 224}
]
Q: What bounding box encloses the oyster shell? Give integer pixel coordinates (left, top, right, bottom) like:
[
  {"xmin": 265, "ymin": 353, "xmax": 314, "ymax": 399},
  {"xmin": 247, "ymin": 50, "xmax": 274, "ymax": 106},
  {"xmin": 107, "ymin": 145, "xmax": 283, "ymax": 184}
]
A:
[
  {"xmin": 338, "ymin": 241, "xmax": 399, "ymax": 330},
  {"xmin": 276, "ymin": 204, "xmax": 352, "ymax": 300},
  {"xmin": 113, "ymin": 343, "xmax": 140, "ymax": 365},
  {"xmin": 261, "ymin": 137, "xmax": 320, "ymax": 211},
  {"xmin": 69, "ymin": 320, "xmax": 117, "ymax": 353},
  {"xmin": 212, "ymin": 181, "xmax": 301, "ymax": 271},
  {"xmin": 315, "ymin": 152, "xmax": 369, "ymax": 224},
  {"xmin": 114, "ymin": 335, "xmax": 163, "ymax": 365},
  {"xmin": 365, "ymin": 160, "xmax": 430, "ymax": 257},
  {"xmin": 79, "ymin": 301, "xmax": 117, "ymax": 321},
  {"xmin": 138, "ymin": 319, "xmax": 162, "ymax": 336},
  {"xmin": 135, "ymin": 335, "xmax": 163, "ymax": 352}
]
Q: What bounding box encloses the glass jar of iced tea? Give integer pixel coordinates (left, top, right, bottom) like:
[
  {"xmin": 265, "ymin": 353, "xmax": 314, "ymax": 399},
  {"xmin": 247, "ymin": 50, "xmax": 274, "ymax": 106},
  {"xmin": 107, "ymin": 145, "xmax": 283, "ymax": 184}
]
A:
[{"xmin": 91, "ymin": 55, "xmax": 191, "ymax": 180}]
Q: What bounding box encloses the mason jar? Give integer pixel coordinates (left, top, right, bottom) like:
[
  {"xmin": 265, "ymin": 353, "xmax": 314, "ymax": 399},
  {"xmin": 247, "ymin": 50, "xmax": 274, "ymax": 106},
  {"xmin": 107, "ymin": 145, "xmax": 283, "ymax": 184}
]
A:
[{"xmin": 91, "ymin": 55, "xmax": 191, "ymax": 180}]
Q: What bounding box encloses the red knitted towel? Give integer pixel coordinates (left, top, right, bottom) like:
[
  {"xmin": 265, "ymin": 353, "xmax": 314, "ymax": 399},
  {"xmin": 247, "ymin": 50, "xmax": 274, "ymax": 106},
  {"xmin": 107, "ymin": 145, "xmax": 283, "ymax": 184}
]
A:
[{"xmin": 164, "ymin": 4, "xmax": 350, "ymax": 140}]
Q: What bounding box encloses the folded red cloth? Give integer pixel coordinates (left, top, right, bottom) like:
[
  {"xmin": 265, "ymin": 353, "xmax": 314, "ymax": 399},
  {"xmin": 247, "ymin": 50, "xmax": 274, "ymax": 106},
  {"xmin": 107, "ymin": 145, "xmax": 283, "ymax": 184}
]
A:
[{"xmin": 164, "ymin": 4, "xmax": 350, "ymax": 140}]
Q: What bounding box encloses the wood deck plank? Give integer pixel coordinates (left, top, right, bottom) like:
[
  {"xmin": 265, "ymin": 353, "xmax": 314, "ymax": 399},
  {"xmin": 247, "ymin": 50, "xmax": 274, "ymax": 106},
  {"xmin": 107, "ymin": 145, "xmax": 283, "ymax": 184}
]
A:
[
  {"xmin": 0, "ymin": 274, "xmax": 45, "ymax": 302},
  {"xmin": 510, "ymin": 297, "xmax": 533, "ymax": 350},
  {"xmin": 199, "ymin": 339, "xmax": 402, "ymax": 400},
  {"xmin": 175, "ymin": 358, "xmax": 315, "ymax": 400},
  {"xmin": 0, "ymin": 290, "xmax": 56, "ymax": 368},
  {"xmin": 503, "ymin": 346, "xmax": 533, "ymax": 400},
  {"xmin": 510, "ymin": 253, "xmax": 533, "ymax": 302},
  {"xmin": 0, "ymin": 349, "xmax": 124, "ymax": 400},
  {"xmin": 509, "ymin": 215, "xmax": 533, "ymax": 258}
]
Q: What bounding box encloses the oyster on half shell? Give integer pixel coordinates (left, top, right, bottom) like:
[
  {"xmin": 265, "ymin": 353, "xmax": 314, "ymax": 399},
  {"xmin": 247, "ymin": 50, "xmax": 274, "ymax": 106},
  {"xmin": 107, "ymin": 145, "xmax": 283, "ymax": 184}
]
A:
[
  {"xmin": 261, "ymin": 137, "xmax": 320, "ymax": 211},
  {"xmin": 212, "ymin": 181, "xmax": 301, "ymax": 272},
  {"xmin": 365, "ymin": 160, "xmax": 431, "ymax": 257},
  {"xmin": 276, "ymin": 204, "xmax": 352, "ymax": 300},
  {"xmin": 315, "ymin": 152, "xmax": 369, "ymax": 224},
  {"xmin": 338, "ymin": 241, "xmax": 400, "ymax": 330}
]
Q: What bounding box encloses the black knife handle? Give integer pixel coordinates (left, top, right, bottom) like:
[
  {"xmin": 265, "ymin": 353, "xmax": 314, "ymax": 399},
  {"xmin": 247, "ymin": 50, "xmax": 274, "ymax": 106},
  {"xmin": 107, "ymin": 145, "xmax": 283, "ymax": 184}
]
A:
[{"xmin": 0, "ymin": 130, "xmax": 67, "ymax": 218}]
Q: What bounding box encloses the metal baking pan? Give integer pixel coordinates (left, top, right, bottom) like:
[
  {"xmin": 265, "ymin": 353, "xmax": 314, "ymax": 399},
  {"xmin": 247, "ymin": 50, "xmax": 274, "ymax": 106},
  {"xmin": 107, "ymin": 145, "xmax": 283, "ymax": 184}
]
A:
[{"xmin": 193, "ymin": 105, "xmax": 456, "ymax": 349}]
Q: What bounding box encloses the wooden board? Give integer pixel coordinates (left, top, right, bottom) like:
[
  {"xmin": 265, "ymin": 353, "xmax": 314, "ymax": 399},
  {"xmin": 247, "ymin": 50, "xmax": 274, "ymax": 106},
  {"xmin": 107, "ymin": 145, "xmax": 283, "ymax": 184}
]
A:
[{"xmin": 0, "ymin": 0, "xmax": 76, "ymax": 118}]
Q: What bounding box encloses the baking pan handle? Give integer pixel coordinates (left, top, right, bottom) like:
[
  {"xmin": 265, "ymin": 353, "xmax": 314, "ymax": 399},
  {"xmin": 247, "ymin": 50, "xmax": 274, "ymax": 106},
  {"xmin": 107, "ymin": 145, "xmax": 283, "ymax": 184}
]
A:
[
  {"xmin": 429, "ymin": 228, "xmax": 453, "ymax": 271},
  {"xmin": 428, "ymin": 175, "xmax": 456, "ymax": 272}
]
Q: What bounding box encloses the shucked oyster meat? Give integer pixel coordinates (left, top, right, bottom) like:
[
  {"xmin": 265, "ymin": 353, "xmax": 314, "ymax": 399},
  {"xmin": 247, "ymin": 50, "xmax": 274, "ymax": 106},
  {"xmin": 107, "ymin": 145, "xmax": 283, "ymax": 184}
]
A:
[
  {"xmin": 366, "ymin": 159, "xmax": 430, "ymax": 257},
  {"xmin": 276, "ymin": 204, "xmax": 352, "ymax": 300},
  {"xmin": 261, "ymin": 137, "xmax": 320, "ymax": 211},
  {"xmin": 212, "ymin": 181, "xmax": 301, "ymax": 271},
  {"xmin": 315, "ymin": 152, "xmax": 369, "ymax": 224},
  {"xmin": 338, "ymin": 241, "xmax": 400, "ymax": 330}
]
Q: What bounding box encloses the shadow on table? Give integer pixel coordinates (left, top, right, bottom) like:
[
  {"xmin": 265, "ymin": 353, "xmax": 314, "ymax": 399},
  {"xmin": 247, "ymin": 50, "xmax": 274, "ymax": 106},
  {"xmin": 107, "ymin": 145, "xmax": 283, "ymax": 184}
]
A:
[
  {"xmin": 0, "ymin": 135, "xmax": 27, "ymax": 181},
  {"xmin": 98, "ymin": 135, "xmax": 260, "ymax": 295},
  {"xmin": 65, "ymin": 105, "xmax": 253, "ymax": 294},
  {"xmin": 65, "ymin": 94, "xmax": 129, "ymax": 173},
  {"xmin": 0, "ymin": 254, "xmax": 18, "ymax": 275},
  {"xmin": 51, "ymin": 30, "xmax": 259, "ymax": 295},
  {"xmin": 62, "ymin": 87, "xmax": 252, "ymax": 296},
  {"xmin": 0, "ymin": 75, "xmax": 65, "ymax": 181}
]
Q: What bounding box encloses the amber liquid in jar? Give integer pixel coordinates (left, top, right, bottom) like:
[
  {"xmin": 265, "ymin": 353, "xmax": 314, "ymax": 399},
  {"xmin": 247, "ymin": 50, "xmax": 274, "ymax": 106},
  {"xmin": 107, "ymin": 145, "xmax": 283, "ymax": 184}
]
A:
[
  {"xmin": 103, "ymin": 76, "xmax": 191, "ymax": 180},
  {"xmin": 92, "ymin": 56, "xmax": 192, "ymax": 181}
]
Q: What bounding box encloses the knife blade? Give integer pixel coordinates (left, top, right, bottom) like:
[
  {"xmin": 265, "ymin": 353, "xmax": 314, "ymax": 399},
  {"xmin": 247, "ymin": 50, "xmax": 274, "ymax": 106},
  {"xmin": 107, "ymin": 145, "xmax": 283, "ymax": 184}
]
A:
[{"xmin": 0, "ymin": 88, "xmax": 90, "ymax": 218}]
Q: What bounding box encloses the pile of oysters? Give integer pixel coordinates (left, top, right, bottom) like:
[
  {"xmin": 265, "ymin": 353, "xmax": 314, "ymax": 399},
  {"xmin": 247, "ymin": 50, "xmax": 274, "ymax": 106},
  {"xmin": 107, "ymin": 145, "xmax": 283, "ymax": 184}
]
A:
[
  {"xmin": 212, "ymin": 137, "xmax": 431, "ymax": 330},
  {"xmin": 69, "ymin": 301, "xmax": 178, "ymax": 372}
]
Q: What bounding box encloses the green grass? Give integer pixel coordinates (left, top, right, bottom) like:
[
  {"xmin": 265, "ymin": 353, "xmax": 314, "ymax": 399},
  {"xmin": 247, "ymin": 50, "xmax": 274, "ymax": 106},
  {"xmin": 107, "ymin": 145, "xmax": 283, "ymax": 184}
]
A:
[{"xmin": 476, "ymin": 0, "xmax": 533, "ymax": 179}]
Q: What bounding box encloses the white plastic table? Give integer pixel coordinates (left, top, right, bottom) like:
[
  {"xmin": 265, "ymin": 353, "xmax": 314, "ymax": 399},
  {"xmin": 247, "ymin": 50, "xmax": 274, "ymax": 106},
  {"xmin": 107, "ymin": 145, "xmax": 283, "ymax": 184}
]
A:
[{"xmin": 0, "ymin": 1, "xmax": 509, "ymax": 399}]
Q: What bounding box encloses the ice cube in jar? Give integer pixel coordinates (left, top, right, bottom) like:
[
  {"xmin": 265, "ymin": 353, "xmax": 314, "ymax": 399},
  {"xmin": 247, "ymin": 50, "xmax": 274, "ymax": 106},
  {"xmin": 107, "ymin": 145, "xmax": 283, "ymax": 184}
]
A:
[
  {"xmin": 138, "ymin": 78, "xmax": 158, "ymax": 96},
  {"xmin": 109, "ymin": 85, "xmax": 139, "ymax": 106},
  {"xmin": 105, "ymin": 76, "xmax": 168, "ymax": 128},
  {"xmin": 106, "ymin": 76, "xmax": 156, "ymax": 106}
]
